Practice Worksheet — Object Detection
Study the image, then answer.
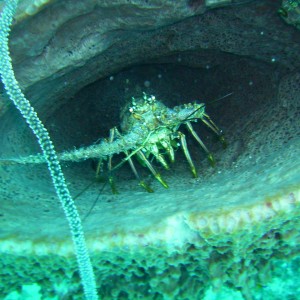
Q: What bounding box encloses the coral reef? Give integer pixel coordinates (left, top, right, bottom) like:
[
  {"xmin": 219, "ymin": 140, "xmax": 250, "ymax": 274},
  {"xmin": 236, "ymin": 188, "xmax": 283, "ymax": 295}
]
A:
[{"xmin": 0, "ymin": 0, "xmax": 299, "ymax": 299}]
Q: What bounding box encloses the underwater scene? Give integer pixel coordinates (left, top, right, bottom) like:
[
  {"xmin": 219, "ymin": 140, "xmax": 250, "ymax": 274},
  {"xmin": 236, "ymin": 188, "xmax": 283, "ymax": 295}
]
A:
[{"xmin": 0, "ymin": 0, "xmax": 300, "ymax": 299}]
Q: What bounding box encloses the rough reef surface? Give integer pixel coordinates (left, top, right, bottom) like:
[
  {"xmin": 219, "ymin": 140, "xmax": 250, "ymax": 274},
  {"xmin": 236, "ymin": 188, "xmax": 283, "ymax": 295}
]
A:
[{"xmin": 0, "ymin": 0, "xmax": 300, "ymax": 299}]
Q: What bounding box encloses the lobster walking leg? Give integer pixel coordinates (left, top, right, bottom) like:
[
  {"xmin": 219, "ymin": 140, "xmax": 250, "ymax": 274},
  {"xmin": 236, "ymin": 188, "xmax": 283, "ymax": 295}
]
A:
[
  {"xmin": 136, "ymin": 150, "xmax": 169, "ymax": 188},
  {"xmin": 178, "ymin": 132, "xmax": 198, "ymax": 178},
  {"xmin": 185, "ymin": 121, "xmax": 216, "ymax": 167},
  {"xmin": 114, "ymin": 128, "xmax": 154, "ymax": 193}
]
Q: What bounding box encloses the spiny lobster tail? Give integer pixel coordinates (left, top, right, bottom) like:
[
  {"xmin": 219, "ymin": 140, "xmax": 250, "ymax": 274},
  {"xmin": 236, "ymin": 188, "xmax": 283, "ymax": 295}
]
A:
[{"xmin": 0, "ymin": 125, "xmax": 147, "ymax": 164}]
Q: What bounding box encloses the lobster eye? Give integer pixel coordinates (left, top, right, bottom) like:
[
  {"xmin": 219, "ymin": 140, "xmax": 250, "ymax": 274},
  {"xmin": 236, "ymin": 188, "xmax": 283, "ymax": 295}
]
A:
[{"xmin": 278, "ymin": 7, "xmax": 288, "ymax": 17}]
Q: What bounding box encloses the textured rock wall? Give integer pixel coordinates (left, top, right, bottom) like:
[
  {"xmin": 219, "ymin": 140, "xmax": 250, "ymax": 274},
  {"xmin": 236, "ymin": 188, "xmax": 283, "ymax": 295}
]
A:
[
  {"xmin": 0, "ymin": 0, "xmax": 300, "ymax": 299},
  {"xmin": 1, "ymin": 0, "xmax": 299, "ymax": 116}
]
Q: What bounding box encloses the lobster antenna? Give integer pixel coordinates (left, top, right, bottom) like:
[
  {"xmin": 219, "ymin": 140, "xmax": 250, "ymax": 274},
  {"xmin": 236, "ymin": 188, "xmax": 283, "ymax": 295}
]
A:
[
  {"xmin": 208, "ymin": 92, "xmax": 234, "ymax": 105},
  {"xmin": 184, "ymin": 104, "xmax": 205, "ymax": 121},
  {"xmin": 185, "ymin": 92, "xmax": 233, "ymax": 122}
]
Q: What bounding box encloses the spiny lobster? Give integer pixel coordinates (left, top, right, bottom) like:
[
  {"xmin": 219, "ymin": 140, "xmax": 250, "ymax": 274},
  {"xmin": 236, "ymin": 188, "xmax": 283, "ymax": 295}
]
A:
[{"xmin": 2, "ymin": 93, "xmax": 227, "ymax": 193}]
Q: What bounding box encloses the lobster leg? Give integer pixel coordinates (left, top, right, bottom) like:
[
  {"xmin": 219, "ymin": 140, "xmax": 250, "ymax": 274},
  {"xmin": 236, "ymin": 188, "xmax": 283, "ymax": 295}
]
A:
[
  {"xmin": 114, "ymin": 128, "xmax": 153, "ymax": 192},
  {"xmin": 160, "ymin": 137, "xmax": 175, "ymax": 163},
  {"xmin": 150, "ymin": 144, "xmax": 170, "ymax": 170},
  {"xmin": 185, "ymin": 121, "xmax": 216, "ymax": 167},
  {"xmin": 136, "ymin": 150, "xmax": 169, "ymax": 188},
  {"xmin": 94, "ymin": 129, "xmax": 118, "ymax": 194},
  {"xmin": 95, "ymin": 157, "xmax": 103, "ymax": 179},
  {"xmin": 202, "ymin": 114, "xmax": 227, "ymax": 149},
  {"xmin": 125, "ymin": 150, "xmax": 154, "ymax": 193},
  {"xmin": 178, "ymin": 131, "xmax": 198, "ymax": 178},
  {"xmin": 107, "ymin": 128, "xmax": 118, "ymax": 194}
]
